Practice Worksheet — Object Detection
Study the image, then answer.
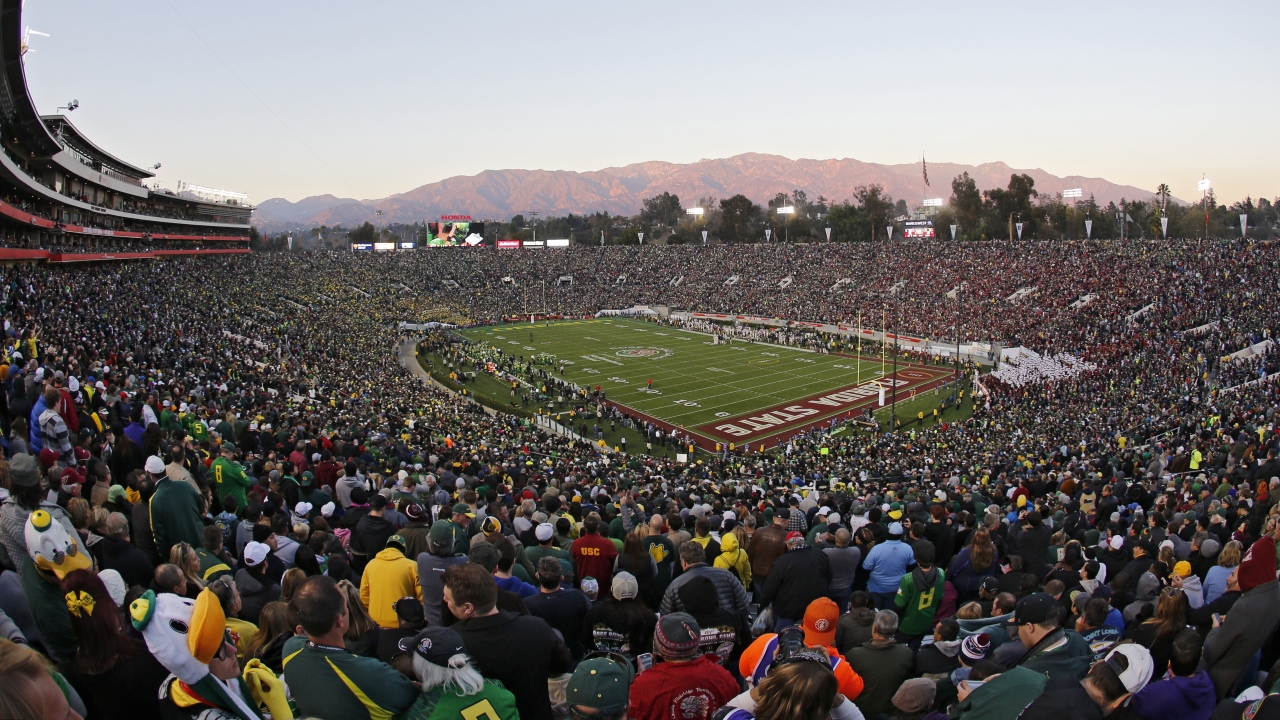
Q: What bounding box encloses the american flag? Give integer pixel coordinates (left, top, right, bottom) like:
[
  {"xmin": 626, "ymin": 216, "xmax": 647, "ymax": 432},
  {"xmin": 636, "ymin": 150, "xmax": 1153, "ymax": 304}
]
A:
[{"xmin": 922, "ymin": 155, "xmax": 930, "ymax": 187}]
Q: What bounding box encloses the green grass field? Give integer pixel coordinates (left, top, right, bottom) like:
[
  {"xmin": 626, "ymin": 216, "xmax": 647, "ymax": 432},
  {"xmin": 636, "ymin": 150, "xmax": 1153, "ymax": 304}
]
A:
[{"xmin": 454, "ymin": 318, "xmax": 963, "ymax": 449}]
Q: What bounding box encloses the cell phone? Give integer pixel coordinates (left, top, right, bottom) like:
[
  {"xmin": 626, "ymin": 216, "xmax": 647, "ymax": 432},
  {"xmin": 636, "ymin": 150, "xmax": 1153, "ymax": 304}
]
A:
[
  {"xmin": 636, "ymin": 653, "xmax": 654, "ymax": 672},
  {"xmin": 1212, "ymin": 614, "xmax": 1223, "ymax": 624},
  {"xmin": 965, "ymin": 680, "xmax": 986, "ymax": 690}
]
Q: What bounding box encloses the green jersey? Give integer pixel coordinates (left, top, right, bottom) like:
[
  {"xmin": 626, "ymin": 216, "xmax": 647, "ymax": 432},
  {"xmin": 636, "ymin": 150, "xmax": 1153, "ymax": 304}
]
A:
[
  {"xmin": 894, "ymin": 568, "xmax": 946, "ymax": 637},
  {"xmin": 211, "ymin": 457, "xmax": 251, "ymax": 511},
  {"xmin": 403, "ymin": 679, "xmax": 519, "ymax": 720}
]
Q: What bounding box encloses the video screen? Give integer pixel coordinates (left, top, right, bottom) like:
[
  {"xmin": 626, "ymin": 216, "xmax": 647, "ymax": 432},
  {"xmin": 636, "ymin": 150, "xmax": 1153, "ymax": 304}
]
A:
[{"xmin": 426, "ymin": 222, "xmax": 486, "ymax": 247}]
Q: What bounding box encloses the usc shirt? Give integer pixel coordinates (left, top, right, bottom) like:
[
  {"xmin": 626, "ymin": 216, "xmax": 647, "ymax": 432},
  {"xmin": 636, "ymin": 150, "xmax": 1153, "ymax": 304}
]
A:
[{"xmin": 570, "ymin": 532, "xmax": 618, "ymax": 586}]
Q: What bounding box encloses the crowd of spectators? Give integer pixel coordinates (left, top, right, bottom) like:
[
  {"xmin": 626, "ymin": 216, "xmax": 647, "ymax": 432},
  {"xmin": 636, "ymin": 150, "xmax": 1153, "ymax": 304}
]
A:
[{"xmin": 0, "ymin": 239, "xmax": 1277, "ymax": 720}]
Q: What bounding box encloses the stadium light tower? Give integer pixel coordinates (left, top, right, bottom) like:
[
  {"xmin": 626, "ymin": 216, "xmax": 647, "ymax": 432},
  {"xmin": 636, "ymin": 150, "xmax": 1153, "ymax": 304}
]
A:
[
  {"xmin": 1062, "ymin": 189, "xmax": 1082, "ymax": 240},
  {"xmin": 777, "ymin": 206, "xmax": 794, "ymax": 242},
  {"xmin": 528, "ymin": 211, "xmax": 540, "ymax": 245},
  {"xmin": 1197, "ymin": 177, "xmax": 1211, "ymax": 238}
]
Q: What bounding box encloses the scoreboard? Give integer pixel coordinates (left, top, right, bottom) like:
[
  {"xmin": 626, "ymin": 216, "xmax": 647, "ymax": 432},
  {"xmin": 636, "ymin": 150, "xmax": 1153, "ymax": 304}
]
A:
[{"xmin": 903, "ymin": 219, "xmax": 935, "ymax": 238}]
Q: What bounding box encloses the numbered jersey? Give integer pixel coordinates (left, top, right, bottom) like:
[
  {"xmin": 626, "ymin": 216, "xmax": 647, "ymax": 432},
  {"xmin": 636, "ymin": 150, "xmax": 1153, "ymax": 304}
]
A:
[{"xmin": 403, "ymin": 680, "xmax": 520, "ymax": 720}]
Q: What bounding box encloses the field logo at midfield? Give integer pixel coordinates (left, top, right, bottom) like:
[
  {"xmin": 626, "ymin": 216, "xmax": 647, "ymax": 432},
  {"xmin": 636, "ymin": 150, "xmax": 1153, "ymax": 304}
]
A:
[{"xmin": 613, "ymin": 346, "xmax": 672, "ymax": 359}]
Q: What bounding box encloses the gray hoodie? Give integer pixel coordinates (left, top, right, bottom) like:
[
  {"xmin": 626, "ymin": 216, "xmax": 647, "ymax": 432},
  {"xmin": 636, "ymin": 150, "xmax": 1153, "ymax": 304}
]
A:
[{"xmin": 1123, "ymin": 570, "xmax": 1161, "ymax": 624}]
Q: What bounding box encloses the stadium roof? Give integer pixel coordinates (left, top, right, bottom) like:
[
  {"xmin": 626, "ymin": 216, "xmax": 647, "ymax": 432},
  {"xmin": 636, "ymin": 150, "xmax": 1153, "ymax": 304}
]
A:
[{"xmin": 42, "ymin": 114, "xmax": 155, "ymax": 179}]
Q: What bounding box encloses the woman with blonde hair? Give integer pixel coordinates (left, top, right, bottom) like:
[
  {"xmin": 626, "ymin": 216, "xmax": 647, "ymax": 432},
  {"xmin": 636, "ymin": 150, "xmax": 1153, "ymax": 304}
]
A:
[
  {"xmin": 0, "ymin": 638, "xmax": 85, "ymax": 720},
  {"xmin": 279, "ymin": 567, "xmax": 307, "ymax": 602},
  {"xmin": 1203, "ymin": 540, "xmax": 1241, "ymax": 604},
  {"xmin": 338, "ymin": 578, "xmax": 381, "ymax": 657},
  {"xmin": 242, "ymin": 601, "xmax": 296, "ymax": 674},
  {"xmin": 168, "ymin": 541, "xmax": 204, "ymax": 591}
]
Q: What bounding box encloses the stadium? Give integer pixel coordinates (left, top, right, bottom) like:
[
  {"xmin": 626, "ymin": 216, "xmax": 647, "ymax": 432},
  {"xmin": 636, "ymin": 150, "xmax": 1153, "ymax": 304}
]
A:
[
  {"xmin": 1, "ymin": 1, "xmax": 1278, "ymax": 720},
  {"xmin": 0, "ymin": 2, "xmax": 250, "ymax": 262}
]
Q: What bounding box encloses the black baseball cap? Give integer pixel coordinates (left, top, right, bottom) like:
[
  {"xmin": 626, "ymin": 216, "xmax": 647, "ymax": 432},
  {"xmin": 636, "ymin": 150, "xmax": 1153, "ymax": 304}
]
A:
[
  {"xmin": 1014, "ymin": 592, "xmax": 1058, "ymax": 626},
  {"xmin": 398, "ymin": 626, "xmax": 466, "ymax": 666}
]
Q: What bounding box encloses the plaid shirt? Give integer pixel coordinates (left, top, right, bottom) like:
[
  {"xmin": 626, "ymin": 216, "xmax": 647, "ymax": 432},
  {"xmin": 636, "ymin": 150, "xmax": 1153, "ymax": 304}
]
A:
[
  {"xmin": 786, "ymin": 510, "xmax": 808, "ymax": 534},
  {"xmin": 39, "ymin": 409, "xmax": 75, "ymax": 467}
]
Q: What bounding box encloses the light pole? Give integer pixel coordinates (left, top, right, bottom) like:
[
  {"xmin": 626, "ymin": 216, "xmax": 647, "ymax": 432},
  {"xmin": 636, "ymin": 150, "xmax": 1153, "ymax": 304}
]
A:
[
  {"xmin": 528, "ymin": 211, "xmax": 540, "ymax": 245},
  {"xmin": 1197, "ymin": 177, "xmax": 1212, "ymax": 238},
  {"xmin": 777, "ymin": 206, "xmax": 794, "ymax": 242},
  {"xmin": 1063, "ymin": 188, "xmax": 1082, "ymax": 240},
  {"xmin": 686, "ymin": 207, "xmax": 704, "ymax": 245}
]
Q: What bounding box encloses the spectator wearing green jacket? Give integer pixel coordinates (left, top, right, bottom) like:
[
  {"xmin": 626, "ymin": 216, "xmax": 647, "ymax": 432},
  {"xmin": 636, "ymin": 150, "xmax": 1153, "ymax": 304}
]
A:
[
  {"xmin": 894, "ymin": 540, "xmax": 946, "ymax": 641},
  {"xmin": 146, "ymin": 455, "xmax": 204, "ymax": 559},
  {"xmin": 283, "ymin": 575, "xmax": 419, "ymax": 720}
]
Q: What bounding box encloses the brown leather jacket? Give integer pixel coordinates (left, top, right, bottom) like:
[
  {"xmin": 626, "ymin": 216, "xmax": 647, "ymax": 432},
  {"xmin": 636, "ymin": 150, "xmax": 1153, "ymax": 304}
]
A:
[{"xmin": 747, "ymin": 523, "xmax": 788, "ymax": 580}]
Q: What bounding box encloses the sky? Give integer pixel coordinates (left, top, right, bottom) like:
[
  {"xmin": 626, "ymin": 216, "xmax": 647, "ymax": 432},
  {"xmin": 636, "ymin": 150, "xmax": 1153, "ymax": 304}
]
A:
[{"xmin": 22, "ymin": 1, "xmax": 1279, "ymax": 206}]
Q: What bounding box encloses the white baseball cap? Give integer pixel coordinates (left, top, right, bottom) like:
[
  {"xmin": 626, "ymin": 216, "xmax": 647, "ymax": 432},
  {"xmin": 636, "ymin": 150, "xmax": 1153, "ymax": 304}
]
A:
[
  {"xmin": 1104, "ymin": 644, "xmax": 1154, "ymax": 694},
  {"xmin": 243, "ymin": 542, "xmax": 270, "ymax": 567},
  {"xmin": 535, "ymin": 522, "xmax": 554, "ymax": 542},
  {"xmin": 145, "ymin": 456, "xmax": 166, "ymax": 475}
]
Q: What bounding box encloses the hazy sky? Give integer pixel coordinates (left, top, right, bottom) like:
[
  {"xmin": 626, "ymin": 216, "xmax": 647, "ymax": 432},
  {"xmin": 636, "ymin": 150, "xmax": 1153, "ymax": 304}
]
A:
[{"xmin": 23, "ymin": 1, "xmax": 1278, "ymax": 205}]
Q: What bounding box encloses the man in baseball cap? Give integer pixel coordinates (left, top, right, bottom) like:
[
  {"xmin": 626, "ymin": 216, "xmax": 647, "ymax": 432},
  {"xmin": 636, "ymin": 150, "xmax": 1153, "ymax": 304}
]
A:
[
  {"xmin": 1013, "ymin": 592, "xmax": 1092, "ymax": 680},
  {"xmin": 400, "ymin": 626, "xmax": 519, "ymax": 720},
  {"xmin": 739, "ymin": 598, "xmax": 865, "ymax": 698},
  {"xmin": 419, "ymin": 520, "xmax": 468, "ymax": 625},
  {"xmin": 360, "ymin": 534, "xmax": 421, "ymax": 629},
  {"xmin": 567, "ymin": 654, "xmax": 633, "ymax": 720}
]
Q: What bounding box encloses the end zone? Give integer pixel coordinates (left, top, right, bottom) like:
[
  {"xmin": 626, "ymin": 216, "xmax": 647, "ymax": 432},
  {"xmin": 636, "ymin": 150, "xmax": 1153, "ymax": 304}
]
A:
[{"xmin": 694, "ymin": 366, "xmax": 953, "ymax": 445}]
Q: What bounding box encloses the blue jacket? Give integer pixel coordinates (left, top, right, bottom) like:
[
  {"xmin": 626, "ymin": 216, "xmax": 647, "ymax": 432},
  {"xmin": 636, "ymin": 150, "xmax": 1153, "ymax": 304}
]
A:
[
  {"xmin": 28, "ymin": 395, "xmax": 45, "ymax": 454},
  {"xmin": 1104, "ymin": 606, "xmax": 1126, "ymax": 634},
  {"xmin": 1130, "ymin": 671, "xmax": 1216, "ymax": 720},
  {"xmin": 862, "ymin": 539, "xmax": 915, "ymax": 594}
]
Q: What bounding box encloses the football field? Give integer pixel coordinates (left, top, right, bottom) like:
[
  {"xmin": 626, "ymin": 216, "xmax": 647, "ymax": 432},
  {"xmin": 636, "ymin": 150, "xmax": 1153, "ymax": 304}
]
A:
[{"xmin": 458, "ymin": 318, "xmax": 955, "ymax": 449}]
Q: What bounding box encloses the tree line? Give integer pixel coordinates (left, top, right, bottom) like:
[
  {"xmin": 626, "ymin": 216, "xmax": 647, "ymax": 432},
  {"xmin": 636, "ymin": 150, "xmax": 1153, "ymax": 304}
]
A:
[{"xmin": 255, "ymin": 176, "xmax": 1279, "ymax": 249}]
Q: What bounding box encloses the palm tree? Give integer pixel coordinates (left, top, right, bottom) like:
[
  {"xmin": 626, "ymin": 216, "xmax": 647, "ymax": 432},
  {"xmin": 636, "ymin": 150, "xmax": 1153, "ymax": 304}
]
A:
[{"xmin": 1155, "ymin": 184, "xmax": 1172, "ymax": 214}]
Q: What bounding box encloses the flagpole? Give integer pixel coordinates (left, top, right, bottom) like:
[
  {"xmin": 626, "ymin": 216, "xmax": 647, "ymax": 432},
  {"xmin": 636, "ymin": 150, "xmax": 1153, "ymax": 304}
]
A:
[{"xmin": 857, "ymin": 311, "xmax": 862, "ymax": 387}]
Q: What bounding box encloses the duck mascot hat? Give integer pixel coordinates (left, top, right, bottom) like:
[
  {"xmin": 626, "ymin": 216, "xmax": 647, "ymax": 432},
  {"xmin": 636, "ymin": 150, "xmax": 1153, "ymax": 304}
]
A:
[
  {"xmin": 130, "ymin": 588, "xmax": 292, "ymax": 719},
  {"xmin": 24, "ymin": 509, "xmax": 92, "ymax": 579}
]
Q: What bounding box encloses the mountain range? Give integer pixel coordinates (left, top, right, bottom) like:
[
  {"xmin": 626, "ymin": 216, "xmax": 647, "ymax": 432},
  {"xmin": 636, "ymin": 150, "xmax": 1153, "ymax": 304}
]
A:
[{"xmin": 253, "ymin": 153, "xmax": 1172, "ymax": 232}]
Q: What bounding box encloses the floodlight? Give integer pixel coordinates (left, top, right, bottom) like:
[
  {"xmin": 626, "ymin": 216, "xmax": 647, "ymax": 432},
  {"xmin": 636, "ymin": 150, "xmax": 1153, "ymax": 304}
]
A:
[
  {"xmin": 922, "ymin": 198, "xmax": 943, "ymax": 207},
  {"xmin": 777, "ymin": 206, "xmax": 795, "ymax": 215},
  {"xmin": 1197, "ymin": 179, "xmax": 1211, "ymax": 192},
  {"xmin": 686, "ymin": 207, "xmax": 704, "ymax": 215},
  {"xmin": 1062, "ymin": 188, "xmax": 1083, "ymax": 199}
]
